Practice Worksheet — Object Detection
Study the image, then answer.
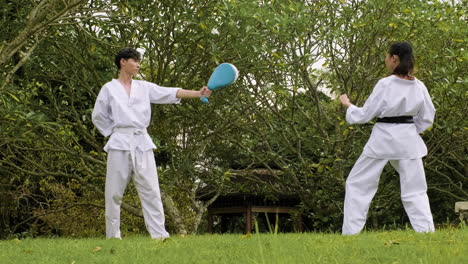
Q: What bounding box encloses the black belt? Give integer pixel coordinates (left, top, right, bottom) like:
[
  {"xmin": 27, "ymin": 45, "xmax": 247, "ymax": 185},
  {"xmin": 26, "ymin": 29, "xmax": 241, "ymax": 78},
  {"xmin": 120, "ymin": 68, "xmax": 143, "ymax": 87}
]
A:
[{"xmin": 376, "ymin": 116, "xmax": 414, "ymax": 123}]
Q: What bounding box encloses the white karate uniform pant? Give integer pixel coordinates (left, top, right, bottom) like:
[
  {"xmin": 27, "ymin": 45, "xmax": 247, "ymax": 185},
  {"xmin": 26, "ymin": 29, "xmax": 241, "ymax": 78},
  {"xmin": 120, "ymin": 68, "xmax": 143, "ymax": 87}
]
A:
[
  {"xmin": 342, "ymin": 155, "xmax": 435, "ymax": 235},
  {"xmin": 105, "ymin": 149, "xmax": 169, "ymax": 239}
]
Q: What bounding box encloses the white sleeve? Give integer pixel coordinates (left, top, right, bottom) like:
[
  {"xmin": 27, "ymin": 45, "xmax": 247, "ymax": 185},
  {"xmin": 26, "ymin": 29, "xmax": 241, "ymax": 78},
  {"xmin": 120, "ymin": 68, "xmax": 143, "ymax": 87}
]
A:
[
  {"xmin": 414, "ymin": 84, "xmax": 435, "ymax": 133},
  {"xmin": 148, "ymin": 82, "xmax": 181, "ymax": 104},
  {"xmin": 345, "ymin": 81, "xmax": 385, "ymax": 124},
  {"xmin": 92, "ymin": 86, "xmax": 113, "ymax": 137}
]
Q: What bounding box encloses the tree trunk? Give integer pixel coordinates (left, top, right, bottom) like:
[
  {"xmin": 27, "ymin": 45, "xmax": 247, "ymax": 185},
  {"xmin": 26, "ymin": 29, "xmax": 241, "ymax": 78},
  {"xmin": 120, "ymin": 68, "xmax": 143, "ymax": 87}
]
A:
[{"xmin": 161, "ymin": 191, "xmax": 188, "ymax": 235}]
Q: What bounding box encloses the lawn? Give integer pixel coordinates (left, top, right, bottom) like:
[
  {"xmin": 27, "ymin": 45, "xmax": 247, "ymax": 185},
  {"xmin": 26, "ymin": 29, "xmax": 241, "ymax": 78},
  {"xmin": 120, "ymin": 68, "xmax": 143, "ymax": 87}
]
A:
[{"xmin": 1, "ymin": 228, "xmax": 467, "ymax": 264}]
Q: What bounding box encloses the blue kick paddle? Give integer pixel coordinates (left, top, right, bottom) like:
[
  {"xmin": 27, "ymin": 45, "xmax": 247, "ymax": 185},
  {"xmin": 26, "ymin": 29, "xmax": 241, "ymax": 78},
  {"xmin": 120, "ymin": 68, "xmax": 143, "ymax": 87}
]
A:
[{"xmin": 201, "ymin": 63, "xmax": 239, "ymax": 103}]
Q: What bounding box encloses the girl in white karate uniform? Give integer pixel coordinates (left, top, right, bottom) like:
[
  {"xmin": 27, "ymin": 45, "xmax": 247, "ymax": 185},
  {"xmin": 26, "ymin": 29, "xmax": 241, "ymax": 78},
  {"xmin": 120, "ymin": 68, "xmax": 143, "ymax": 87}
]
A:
[
  {"xmin": 339, "ymin": 42, "xmax": 435, "ymax": 235},
  {"xmin": 92, "ymin": 48, "xmax": 211, "ymax": 239}
]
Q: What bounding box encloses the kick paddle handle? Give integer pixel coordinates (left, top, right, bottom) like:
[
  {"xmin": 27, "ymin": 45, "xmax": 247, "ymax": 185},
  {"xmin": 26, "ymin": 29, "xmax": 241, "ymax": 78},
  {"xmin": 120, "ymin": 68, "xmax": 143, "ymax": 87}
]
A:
[{"xmin": 201, "ymin": 95, "xmax": 209, "ymax": 103}]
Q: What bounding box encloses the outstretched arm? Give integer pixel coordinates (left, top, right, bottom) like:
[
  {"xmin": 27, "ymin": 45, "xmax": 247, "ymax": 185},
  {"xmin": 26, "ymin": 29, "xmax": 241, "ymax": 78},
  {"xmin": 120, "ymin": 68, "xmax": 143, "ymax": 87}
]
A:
[
  {"xmin": 176, "ymin": 86, "xmax": 211, "ymax": 99},
  {"xmin": 149, "ymin": 83, "xmax": 211, "ymax": 104},
  {"xmin": 339, "ymin": 81, "xmax": 385, "ymax": 124}
]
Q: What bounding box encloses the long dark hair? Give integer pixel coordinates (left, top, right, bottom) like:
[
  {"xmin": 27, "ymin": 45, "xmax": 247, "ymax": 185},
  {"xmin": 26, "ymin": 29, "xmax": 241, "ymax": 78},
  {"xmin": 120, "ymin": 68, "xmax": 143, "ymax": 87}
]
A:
[{"xmin": 389, "ymin": 41, "xmax": 414, "ymax": 76}]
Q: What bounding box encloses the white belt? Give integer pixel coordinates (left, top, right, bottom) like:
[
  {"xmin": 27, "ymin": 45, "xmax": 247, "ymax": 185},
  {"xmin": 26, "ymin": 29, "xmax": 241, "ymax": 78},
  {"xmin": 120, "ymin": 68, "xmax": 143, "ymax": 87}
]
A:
[
  {"xmin": 112, "ymin": 127, "xmax": 148, "ymax": 170},
  {"xmin": 112, "ymin": 127, "xmax": 148, "ymax": 135}
]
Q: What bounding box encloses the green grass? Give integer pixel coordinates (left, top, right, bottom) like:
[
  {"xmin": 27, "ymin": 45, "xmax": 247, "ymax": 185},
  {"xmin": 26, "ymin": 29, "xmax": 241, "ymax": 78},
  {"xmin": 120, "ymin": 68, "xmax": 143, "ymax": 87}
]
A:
[{"xmin": 1, "ymin": 228, "xmax": 467, "ymax": 264}]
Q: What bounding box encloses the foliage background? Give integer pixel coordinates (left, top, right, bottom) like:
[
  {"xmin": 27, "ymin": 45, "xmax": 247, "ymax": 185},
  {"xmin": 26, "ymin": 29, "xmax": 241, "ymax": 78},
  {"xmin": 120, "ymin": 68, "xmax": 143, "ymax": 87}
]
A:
[{"xmin": 0, "ymin": 0, "xmax": 466, "ymax": 238}]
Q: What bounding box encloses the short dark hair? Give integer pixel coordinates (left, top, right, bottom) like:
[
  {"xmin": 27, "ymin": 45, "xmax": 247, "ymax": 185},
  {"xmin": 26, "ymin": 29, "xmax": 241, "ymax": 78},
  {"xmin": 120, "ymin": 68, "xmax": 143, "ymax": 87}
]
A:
[
  {"xmin": 114, "ymin": 48, "xmax": 141, "ymax": 70},
  {"xmin": 388, "ymin": 41, "xmax": 414, "ymax": 76}
]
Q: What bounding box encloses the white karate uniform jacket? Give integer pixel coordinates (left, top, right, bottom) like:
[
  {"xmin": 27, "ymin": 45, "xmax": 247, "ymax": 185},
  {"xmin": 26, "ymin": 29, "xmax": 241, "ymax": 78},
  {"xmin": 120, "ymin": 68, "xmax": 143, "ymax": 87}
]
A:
[
  {"xmin": 92, "ymin": 79, "xmax": 181, "ymax": 151},
  {"xmin": 346, "ymin": 75, "xmax": 435, "ymax": 159}
]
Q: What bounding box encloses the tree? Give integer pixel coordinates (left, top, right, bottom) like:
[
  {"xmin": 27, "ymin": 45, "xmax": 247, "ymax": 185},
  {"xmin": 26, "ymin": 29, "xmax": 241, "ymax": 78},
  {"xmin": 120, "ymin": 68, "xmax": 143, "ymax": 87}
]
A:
[{"xmin": 1, "ymin": 0, "xmax": 466, "ymax": 238}]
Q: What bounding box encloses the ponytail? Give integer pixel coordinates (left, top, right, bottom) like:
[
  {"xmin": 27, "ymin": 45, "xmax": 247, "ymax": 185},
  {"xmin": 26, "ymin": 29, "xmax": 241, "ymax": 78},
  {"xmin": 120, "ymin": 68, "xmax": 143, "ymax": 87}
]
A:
[{"xmin": 389, "ymin": 41, "xmax": 414, "ymax": 76}]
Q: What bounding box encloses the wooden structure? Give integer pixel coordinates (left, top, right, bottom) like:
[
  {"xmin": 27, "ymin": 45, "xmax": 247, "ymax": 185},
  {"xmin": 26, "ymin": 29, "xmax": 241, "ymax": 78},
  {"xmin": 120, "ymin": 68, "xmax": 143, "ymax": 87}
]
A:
[
  {"xmin": 206, "ymin": 194, "xmax": 302, "ymax": 234},
  {"xmin": 198, "ymin": 169, "xmax": 303, "ymax": 234},
  {"xmin": 455, "ymin": 201, "xmax": 468, "ymax": 221}
]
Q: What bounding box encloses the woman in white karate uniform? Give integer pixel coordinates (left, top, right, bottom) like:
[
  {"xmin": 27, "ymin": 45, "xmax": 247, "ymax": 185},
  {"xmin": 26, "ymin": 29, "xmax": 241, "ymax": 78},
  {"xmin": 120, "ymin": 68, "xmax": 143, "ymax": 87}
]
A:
[
  {"xmin": 339, "ymin": 42, "xmax": 436, "ymax": 235},
  {"xmin": 92, "ymin": 48, "xmax": 211, "ymax": 239}
]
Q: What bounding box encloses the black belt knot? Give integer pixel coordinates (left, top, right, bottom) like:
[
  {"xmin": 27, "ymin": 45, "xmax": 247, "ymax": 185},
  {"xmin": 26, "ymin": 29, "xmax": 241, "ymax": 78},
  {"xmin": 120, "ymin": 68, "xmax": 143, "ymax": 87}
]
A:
[{"xmin": 376, "ymin": 116, "xmax": 414, "ymax": 123}]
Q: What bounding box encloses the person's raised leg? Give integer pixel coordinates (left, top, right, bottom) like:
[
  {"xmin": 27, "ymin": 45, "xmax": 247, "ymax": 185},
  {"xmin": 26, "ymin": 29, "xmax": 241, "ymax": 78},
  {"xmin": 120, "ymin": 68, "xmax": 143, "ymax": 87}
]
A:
[
  {"xmin": 342, "ymin": 154, "xmax": 388, "ymax": 235},
  {"xmin": 390, "ymin": 159, "xmax": 434, "ymax": 233},
  {"xmin": 133, "ymin": 150, "xmax": 169, "ymax": 239},
  {"xmin": 105, "ymin": 150, "xmax": 132, "ymax": 239}
]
